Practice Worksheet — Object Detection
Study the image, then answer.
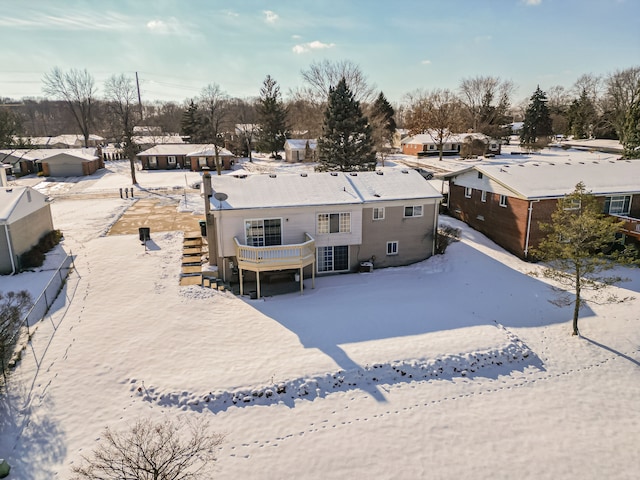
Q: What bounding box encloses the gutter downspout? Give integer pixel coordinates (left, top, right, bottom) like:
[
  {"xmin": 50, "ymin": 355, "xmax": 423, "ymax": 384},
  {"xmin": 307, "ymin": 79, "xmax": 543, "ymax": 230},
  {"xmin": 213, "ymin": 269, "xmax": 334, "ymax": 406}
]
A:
[
  {"xmin": 433, "ymin": 200, "xmax": 439, "ymax": 256},
  {"xmin": 523, "ymin": 200, "xmax": 539, "ymax": 258},
  {"xmin": 3, "ymin": 224, "xmax": 17, "ymax": 274}
]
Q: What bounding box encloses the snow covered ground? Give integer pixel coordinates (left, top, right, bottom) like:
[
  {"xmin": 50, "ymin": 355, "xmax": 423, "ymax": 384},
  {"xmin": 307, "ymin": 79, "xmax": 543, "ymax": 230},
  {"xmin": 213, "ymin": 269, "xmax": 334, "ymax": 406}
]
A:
[{"xmin": 1, "ymin": 146, "xmax": 639, "ymax": 479}]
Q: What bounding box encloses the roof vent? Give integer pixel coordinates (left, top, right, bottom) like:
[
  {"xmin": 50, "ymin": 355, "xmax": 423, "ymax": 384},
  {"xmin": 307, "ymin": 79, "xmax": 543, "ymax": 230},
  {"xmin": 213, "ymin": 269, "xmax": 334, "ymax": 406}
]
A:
[
  {"xmin": 578, "ymin": 161, "xmax": 585, "ymax": 164},
  {"xmin": 518, "ymin": 164, "xmax": 525, "ymax": 167},
  {"xmin": 269, "ymin": 173, "xmax": 277, "ymax": 178},
  {"xmin": 401, "ymin": 169, "xmax": 409, "ymax": 174},
  {"xmin": 565, "ymin": 162, "xmax": 571, "ymax": 165},
  {"xmin": 593, "ymin": 161, "xmax": 598, "ymax": 164},
  {"xmin": 349, "ymin": 172, "xmax": 358, "ymax": 176},
  {"xmin": 330, "ymin": 172, "xmax": 338, "ymax": 176},
  {"xmin": 376, "ymin": 171, "xmax": 383, "ymax": 175},
  {"xmin": 235, "ymin": 174, "xmax": 247, "ymax": 179},
  {"xmin": 373, "ymin": 193, "xmax": 381, "ymax": 197},
  {"xmin": 300, "ymin": 172, "xmax": 307, "ymax": 177}
]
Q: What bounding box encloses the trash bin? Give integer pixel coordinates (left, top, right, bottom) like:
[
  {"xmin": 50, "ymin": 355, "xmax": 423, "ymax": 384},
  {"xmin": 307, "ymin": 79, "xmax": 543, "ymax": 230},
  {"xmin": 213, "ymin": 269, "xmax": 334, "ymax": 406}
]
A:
[
  {"xmin": 138, "ymin": 227, "xmax": 151, "ymax": 242},
  {"xmin": 199, "ymin": 220, "xmax": 207, "ymax": 236}
]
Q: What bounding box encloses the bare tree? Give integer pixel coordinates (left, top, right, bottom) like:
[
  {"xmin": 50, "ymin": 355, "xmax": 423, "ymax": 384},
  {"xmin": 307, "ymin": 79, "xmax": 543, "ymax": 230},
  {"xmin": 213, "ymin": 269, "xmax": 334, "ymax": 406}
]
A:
[
  {"xmin": 299, "ymin": 59, "xmax": 376, "ymax": 105},
  {"xmin": 198, "ymin": 84, "xmax": 230, "ymax": 175},
  {"xmin": 42, "ymin": 67, "xmax": 96, "ymax": 147},
  {"xmin": 404, "ymin": 88, "xmax": 464, "ymax": 160},
  {"xmin": 458, "ymin": 75, "xmax": 514, "ymax": 137},
  {"xmin": 72, "ymin": 418, "xmax": 224, "ymax": 480},
  {"xmin": 603, "ymin": 66, "xmax": 640, "ymax": 140},
  {"xmin": 1, "ymin": 291, "xmax": 32, "ymax": 386},
  {"xmin": 104, "ymin": 74, "xmax": 140, "ymax": 184},
  {"xmin": 230, "ymin": 98, "xmax": 259, "ymax": 161}
]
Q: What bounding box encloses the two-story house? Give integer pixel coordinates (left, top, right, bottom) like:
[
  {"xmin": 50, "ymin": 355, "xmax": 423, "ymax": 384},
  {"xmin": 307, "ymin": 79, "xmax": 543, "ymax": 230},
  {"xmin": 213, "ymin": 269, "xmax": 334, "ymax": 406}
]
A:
[{"xmin": 202, "ymin": 169, "xmax": 442, "ymax": 298}]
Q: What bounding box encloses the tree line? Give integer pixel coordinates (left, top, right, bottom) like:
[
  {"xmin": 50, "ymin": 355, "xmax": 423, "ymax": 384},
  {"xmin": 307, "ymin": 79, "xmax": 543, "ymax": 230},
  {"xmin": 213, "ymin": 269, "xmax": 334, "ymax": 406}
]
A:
[{"xmin": 1, "ymin": 61, "xmax": 639, "ymax": 167}]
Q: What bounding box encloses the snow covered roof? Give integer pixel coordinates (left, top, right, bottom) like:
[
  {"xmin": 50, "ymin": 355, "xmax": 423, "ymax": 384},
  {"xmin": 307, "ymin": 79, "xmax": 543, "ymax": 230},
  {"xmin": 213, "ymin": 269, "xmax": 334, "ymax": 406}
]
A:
[
  {"xmin": 137, "ymin": 144, "xmax": 233, "ymax": 156},
  {"xmin": 285, "ymin": 139, "xmax": 317, "ymax": 150},
  {"xmin": 133, "ymin": 135, "xmax": 185, "ymax": 145},
  {"xmin": 450, "ymin": 160, "xmax": 640, "ymax": 199},
  {"xmin": 208, "ymin": 170, "xmax": 441, "ymax": 210},
  {"xmin": 0, "ymin": 186, "xmax": 47, "ymax": 223},
  {"xmin": 401, "ymin": 132, "xmax": 493, "ymax": 145},
  {"xmin": 0, "ymin": 148, "xmax": 99, "ymax": 162}
]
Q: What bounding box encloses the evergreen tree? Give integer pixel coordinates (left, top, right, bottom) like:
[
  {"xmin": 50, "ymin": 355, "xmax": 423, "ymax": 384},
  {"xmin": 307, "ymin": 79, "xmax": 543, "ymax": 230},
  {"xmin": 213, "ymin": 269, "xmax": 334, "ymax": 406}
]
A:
[
  {"xmin": 532, "ymin": 182, "xmax": 636, "ymax": 336},
  {"xmin": 520, "ymin": 86, "xmax": 553, "ymax": 145},
  {"xmin": 371, "ymin": 92, "xmax": 396, "ymax": 139},
  {"xmin": 621, "ymin": 82, "xmax": 640, "ymax": 159},
  {"xmin": 180, "ymin": 100, "xmax": 200, "ymax": 143},
  {"xmin": 256, "ymin": 75, "xmax": 288, "ymax": 158},
  {"xmin": 567, "ymin": 88, "xmax": 597, "ymax": 139},
  {"xmin": 0, "ymin": 109, "xmax": 22, "ymax": 149},
  {"xmin": 316, "ymin": 78, "xmax": 376, "ymax": 172}
]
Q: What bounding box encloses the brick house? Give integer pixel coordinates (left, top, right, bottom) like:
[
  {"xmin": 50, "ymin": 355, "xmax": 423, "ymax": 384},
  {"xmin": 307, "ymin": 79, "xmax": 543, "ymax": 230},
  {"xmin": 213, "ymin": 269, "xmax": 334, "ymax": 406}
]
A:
[
  {"xmin": 137, "ymin": 144, "xmax": 235, "ymax": 171},
  {"xmin": 444, "ymin": 160, "xmax": 640, "ymax": 259},
  {"xmin": 401, "ymin": 132, "xmax": 501, "ymax": 157}
]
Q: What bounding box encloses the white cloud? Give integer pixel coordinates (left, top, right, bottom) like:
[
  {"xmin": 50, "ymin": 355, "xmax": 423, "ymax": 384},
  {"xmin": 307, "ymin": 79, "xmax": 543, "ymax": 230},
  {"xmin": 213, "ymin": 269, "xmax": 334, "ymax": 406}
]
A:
[
  {"xmin": 474, "ymin": 35, "xmax": 492, "ymax": 43},
  {"xmin": 263, "ymin": 10, "xmax": 279, "ymax": 23},
  {"xmin": 222, "ymin": 10, "xmax": 239, "ymax": 17},
  {"xmin": 146, "ymin": 18, "xmax": 183, "ymax": 34},
  {"xmin": 523, "ymin": 0, "xmax": 542, "ymax": 5},
  {"xmin": 0, "ymin": 12, "xmax": 132, "ymax": 31},
  {"xmin": 421, "ymin": 60, "xmax": 432, "ymax": 65},
  {"xmin": 292, "ymin": 40, "xmax": 336, "ymax": 54}
]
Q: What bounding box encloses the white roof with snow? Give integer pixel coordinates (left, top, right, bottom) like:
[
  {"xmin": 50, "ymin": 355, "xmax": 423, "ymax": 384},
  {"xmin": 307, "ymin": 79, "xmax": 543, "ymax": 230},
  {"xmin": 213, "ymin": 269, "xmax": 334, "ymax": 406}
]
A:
[
  {"xmin": 0, "ymin": 186, "xmax": 48, "ymax": 223},
  {"xmin": 455, "ymin": 160, "xmax": 640, "ymax": 199},
  {"xmin": 401, "ymin": 132, "xmax": 493, "ymax": 145},
  {"xmin": 0, "ymin": 148, "xmax": 99, "ymax": 162},
  {"xmin": 208, "ymin": 170, "xmax": 441, "ymax": 210},
  {"xmin": 137, "ymin": 144, "xmax": 233, "ymax": 156},
  {"xmin": 285, "ymin": 139, "xmax": 317, "ymax": 150}
]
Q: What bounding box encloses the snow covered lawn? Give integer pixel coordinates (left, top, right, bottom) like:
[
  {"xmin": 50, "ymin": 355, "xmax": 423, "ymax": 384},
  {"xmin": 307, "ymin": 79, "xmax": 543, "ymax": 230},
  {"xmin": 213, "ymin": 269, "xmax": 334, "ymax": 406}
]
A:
[{"xmin": 1, "ymin": 147, "xmax": 639, "ymax": 479}]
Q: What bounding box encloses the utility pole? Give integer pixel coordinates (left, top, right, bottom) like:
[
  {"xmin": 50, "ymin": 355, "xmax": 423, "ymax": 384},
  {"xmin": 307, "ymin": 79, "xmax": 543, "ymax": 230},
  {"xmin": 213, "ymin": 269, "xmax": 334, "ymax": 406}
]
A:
[{"xmin": 135, "ymin": 71, "xmax": 144, "ymax": 121}]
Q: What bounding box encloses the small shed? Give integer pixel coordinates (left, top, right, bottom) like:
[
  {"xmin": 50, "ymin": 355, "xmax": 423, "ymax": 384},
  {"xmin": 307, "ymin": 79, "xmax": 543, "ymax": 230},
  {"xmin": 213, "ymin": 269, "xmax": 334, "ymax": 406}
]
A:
[
  {"xmin": 0, "ymin": 187, "xmax": 55, "ymax": 274},
  {"xmin": 284, "ymin": 139, "xmax": 317, "ymax": 163}
]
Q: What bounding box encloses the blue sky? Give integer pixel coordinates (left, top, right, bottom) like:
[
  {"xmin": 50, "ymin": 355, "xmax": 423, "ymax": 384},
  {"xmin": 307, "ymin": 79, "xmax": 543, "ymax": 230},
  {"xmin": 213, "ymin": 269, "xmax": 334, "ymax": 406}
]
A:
[{"xmin": 1, "ymin": 0, "xmax": 638, "ymax": 105}]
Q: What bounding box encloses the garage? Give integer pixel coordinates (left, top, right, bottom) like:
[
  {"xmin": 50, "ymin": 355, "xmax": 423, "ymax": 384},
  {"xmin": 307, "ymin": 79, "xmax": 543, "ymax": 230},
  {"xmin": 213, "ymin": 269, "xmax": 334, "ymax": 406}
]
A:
[{"xmin": 40, "ymin": 151, "xmax": 101, "ymax": 177}]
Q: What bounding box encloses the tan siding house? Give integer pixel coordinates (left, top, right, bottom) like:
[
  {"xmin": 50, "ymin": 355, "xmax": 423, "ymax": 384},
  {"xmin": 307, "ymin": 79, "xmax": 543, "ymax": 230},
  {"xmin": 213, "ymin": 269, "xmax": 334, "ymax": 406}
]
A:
[{"xmin": 1, "ymin": 187, "xmax": 55, "ymax": 274}]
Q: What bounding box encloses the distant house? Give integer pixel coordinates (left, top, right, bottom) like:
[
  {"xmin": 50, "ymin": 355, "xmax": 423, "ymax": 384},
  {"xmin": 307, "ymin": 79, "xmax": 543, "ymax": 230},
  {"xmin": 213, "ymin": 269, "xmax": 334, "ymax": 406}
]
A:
[
  {"xmin": 38, "ymin": 149, "xmax": 103, "ymax": 177},
  {"xmin": 401, "ymin": 132, "xmax": 501, "ymax": 157},
  {"xmin": 444, "ymin": 160, "xmax": 640, "ymax": 259},
  {"xmin": 0, "ymin": 186, "xmax": 55, "ymax": 274},
  {"xmin": 18, "ymin": 134, "xmax": 104, "ymax": 148},
  {"xmin": 137, "ymin": 144, "xmax": 235, "ymax": 171},
  {"xmin": 0, "ymin": 148, "xmax": 103, "ymax": 176},
  {"xmin": 284, "ymin": 139, "xmax": 317, "ymax": 163},
  {"xmin": 202, "ymin": 169, "xmax": 442, "ymax": 297}
]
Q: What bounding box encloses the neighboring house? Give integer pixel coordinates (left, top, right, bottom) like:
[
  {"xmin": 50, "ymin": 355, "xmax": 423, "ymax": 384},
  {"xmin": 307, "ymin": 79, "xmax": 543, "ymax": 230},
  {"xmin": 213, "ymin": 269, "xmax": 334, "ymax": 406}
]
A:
[
  {"xmin": 401, "ymin": 132, "xmax": 501, "ymax": 157},
  {"xmin": 17, "ymin": 134, "xmax": 104, "ymax": 148},
  {"xmin": 0, "ymin": 186, "xmax": 54, "ymax": 274},
  {"xmin": 0, "ymin": 148, "xmax": 103, "ymax": 176},
  {"xmin": 444, "ymin": 160, "xmax": 640, "ymax": 259},
  {"xmin": 202, "ymin": 169, "xmax": 442, "ymax": 297},
  {"xmin": 133, "ymin": 134, "xmax": 185, "ymax": 149},
  {"xmin": 284, "ymin": 139, "xmax": 317, "ymax": 163},
  {"xmin": 38, "ymin": 149, "xmax": 102, "ymax": 177},
  {"xmin": 137, "ymin": 144, "xmax": 235, "ymax": 171},
  {"xmin": 393, "ymin": 129, "xmax": 410, "ymax": 149}
]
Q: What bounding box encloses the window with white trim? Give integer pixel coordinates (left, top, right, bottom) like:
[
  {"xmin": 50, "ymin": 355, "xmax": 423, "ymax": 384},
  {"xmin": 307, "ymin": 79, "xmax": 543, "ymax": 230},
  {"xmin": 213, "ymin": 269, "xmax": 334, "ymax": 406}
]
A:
[
  {"xmin": 499, "ymin": 195, "xmax": 508, "ymax": 207},
  {"xmin": 245, "ymin": 218, "xmax": 282, "ymax": 247},
  {"xmin": 403, "ymin": 205, "xmax": 423, "ymax": 217},
  {"xmin": 148, "ymin": 156, "xmax": 157, "ymax": 167},
  {"xmin": 198, "ymin": 157, "xmax": 207, "ymax": 167},
  {"xmin": 604, "ymin": 195, "xmax": 631, "ymax": 215},
  {"xmin": 481, "ymin": 190, "xmax": 487, "ymax": 202},
  {"xmin": 563, "ymin": 197, "xmax": 581, "ymax": 210},
  {"xmin": 372, "ymin": 207, "xmax": 385, "ymax": 220},
  {"xmin": 167, "ymin": 155, "xmax": 177, "ymax": 165},
  {"xmin": 317, "ymin": 245, "xmax": 349, "ymax": 272},
  {"xmin": 465, "ymin": 187, "xmax": 473, "ymax": 198},
  {"xmin": 386, "ymin": 241, "xmax": 399, "ymax": 255},
  {"xmin": 317, "ymin": 212, "xmax": 351, "ymax": 234}
]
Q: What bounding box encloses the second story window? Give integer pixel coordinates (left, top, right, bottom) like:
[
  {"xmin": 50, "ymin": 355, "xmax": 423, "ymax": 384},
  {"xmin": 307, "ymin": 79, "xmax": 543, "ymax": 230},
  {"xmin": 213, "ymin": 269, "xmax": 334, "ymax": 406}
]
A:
[
  {"xmin": 404, "ymin": 205, "xmax": 423, "ymax": 217},
  {"xmin": 317, "ymin": 212, "xmax": 350, "ymax": 234}
]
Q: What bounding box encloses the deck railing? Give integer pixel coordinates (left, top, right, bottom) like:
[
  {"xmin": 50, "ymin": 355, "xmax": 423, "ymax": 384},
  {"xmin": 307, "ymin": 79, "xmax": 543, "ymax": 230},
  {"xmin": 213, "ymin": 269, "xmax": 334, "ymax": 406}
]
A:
[
  {"xmin": 234, "ymin": 233, "xmax": 315, "ymax": 271},
  {"xmin": 611, "ymin": 214, "xmax": 640, "ymax": 240}
]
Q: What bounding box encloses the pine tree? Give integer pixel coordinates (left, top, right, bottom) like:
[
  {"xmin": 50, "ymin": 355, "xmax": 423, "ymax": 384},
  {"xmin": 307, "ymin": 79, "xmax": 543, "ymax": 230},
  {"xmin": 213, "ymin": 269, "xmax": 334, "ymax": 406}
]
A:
[
  {"xmin": 621, "ymin": 82, "xmax": 640, "ymax": 159},
  {"xmin": 532, "ymin": 182, "xmax": 636, "ymax": 336},
  {"xmin": 567, "ymin": 88, "xmax": 597, "ymax": 139},
  {"xmin": 520, "ymin": 86, "xmax": 553, "ymax": 145},
  {"xmin": 371, "ymin": 92, "xmax": 396, "ymax": 139},
  {"xmin": 256, "ymin": 75, "xmax": 288, "ymax": 158},
  {"xmin": 180, "ymin": 100, "xmax": 200, "ymax": 143},
  {"xmin": 316, "ymin": 78, "xmax": 376, "ymax": 172}
]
